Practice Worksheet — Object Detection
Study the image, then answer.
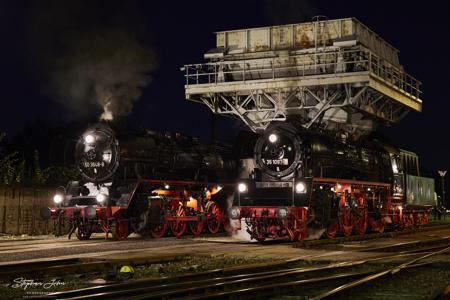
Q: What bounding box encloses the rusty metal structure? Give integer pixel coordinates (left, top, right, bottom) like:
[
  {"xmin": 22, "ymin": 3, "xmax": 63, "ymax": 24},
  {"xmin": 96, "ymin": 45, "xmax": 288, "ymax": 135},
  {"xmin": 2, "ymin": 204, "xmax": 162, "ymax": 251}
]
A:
[{"xmin": 183, "ymin": 17, "xmax": 422, "ymax": 135}]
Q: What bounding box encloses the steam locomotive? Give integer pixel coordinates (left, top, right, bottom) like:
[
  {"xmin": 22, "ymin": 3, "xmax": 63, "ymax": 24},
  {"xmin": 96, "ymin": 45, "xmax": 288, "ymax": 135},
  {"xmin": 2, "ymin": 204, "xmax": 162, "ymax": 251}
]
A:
[
  {"xmin": 42, "ymin": 122, "xmax": 236, "ymax": 240},
  {"xmin": 228, "ymin": 123, "xmax": 435, "ymax": 241}
]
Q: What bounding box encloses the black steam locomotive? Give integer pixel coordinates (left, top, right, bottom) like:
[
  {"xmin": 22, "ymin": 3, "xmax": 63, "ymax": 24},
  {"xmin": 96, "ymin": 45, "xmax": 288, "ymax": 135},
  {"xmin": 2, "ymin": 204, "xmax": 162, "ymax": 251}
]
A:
[
  {"xmin": 44, "ymin": 122, "xmax": 236, "ymax": 240},
  {"xmin": 75, "ymin": 122, "xmax": 235, "ymax": 185},
  {"xmin": 229, "ymin": 123, "xmax": 435, "ymax": 241}
]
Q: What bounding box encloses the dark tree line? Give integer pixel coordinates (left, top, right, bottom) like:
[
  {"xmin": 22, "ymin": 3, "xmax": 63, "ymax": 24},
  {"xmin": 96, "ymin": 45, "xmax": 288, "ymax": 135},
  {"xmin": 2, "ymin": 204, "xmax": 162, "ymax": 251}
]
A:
[{"xmin": 0, "ymin": 120, "xmax": 83, "ymax": 187}]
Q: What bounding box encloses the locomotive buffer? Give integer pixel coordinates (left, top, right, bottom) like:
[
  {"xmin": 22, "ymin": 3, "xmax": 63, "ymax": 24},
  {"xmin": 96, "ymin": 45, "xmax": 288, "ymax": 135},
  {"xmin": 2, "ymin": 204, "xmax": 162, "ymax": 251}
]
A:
[{"xmin": 183, "ymin": 17, "xmax": 422, "ymax": 134}]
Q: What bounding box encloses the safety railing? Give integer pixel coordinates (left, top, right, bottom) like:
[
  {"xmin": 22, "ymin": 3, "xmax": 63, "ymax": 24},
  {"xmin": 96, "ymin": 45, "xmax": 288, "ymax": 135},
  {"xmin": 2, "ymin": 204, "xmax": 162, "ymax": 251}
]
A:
[{"xmin": 183, "ymin": 48, "xmax": 422, "ymax": 100}]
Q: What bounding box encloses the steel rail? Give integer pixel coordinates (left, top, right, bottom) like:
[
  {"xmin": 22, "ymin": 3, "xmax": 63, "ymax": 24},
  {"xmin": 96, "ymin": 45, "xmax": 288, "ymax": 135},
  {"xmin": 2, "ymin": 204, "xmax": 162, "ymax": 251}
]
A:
[
  {"xmin": 52, "ymin": 251, "xmax": 436, "ymax": 299},
  {"xmin": 353, "ymin": 236, "xmax": 450, "ymax": 253},
  {"xmin": 178, "ymin": 263, "xmax": 432, "ymax": 300},
  {"xmin": 294, "ymin": 223, "xmax": 450, "ymax": 248},
  {"xmin": 47, "ymin": 258, "xmax": 302, "ymax": 298},
  {"xmin": 0, "ymin": 254, "xmax": 184, "ymax": 280},
  {"xmin": 310, "ymin": 246, "xmax": 450, "ymax": 300}
]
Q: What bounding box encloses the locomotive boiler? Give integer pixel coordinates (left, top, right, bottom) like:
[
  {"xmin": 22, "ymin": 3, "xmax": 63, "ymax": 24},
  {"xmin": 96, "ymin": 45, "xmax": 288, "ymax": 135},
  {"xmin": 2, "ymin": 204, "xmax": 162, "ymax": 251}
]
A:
[
  {"xmin": 44, "ymin": 122, "xmax": 237, "ymax": 240},
  {"xmin": 76, "ymin": 122, "xmax": 234, "ymax": 184},
  {"xmin": 229, "ymin": 123, "xmax": 435, "ymax": 241}
]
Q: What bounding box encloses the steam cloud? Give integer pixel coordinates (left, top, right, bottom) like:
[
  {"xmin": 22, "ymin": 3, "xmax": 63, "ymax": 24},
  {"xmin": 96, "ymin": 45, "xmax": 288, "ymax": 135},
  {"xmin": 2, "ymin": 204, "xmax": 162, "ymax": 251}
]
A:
[
  {"xmin": 49, "ymin": 30, "xmax": 156, "ymax": 120},
  {"xmin": 26, "ymin": 1, "xmax": 157, "ymax": 121}
]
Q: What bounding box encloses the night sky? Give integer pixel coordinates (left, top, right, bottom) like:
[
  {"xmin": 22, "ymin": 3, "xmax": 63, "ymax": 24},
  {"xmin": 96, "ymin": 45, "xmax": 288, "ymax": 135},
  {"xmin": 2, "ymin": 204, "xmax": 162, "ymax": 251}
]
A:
[{"xmin": 0, "ymin": 0, "xmax": 449, "ymax": 174}]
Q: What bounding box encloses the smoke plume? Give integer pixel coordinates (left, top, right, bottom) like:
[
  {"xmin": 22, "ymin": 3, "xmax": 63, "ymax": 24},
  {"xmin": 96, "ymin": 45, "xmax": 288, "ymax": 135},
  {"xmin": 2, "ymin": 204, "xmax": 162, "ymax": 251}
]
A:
[
  {"xmin": 26, "ymin": 1, "xmax": 157, "ymax": 120},
  {"xmin": 49, "ymin": 30, "xmax": 156, "ymax": 120}
]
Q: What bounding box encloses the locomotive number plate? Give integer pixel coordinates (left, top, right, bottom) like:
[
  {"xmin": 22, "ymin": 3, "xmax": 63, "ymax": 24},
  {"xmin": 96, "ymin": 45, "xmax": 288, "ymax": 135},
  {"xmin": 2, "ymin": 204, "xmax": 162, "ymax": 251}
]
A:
[
  {"xmin": 83, "ymin": 161, "xmax": 106, "ymax": 168},
  {"xmin": 263, "ymin": 159, "xmax": 289, "ymax": 166},
  {"xmin": 256, "ymin": 181, "xmax": 293, "ymax": 188}
]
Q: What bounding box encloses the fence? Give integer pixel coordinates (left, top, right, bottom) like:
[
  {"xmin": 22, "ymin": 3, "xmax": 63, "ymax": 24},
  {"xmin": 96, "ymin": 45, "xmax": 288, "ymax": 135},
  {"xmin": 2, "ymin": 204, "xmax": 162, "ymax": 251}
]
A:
[
  {"xmin": 0, "ymin": 187, "xmax": 54, "ymax": 235},
  {"xmin": 183, "ymin": 47, "xmax": 422, "ymax": 101}
]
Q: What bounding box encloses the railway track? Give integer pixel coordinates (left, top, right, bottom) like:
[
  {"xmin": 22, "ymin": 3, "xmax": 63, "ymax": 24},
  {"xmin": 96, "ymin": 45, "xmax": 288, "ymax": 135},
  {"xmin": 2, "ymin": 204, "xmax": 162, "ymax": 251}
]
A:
[
  {"xmin": 0, "ymin": 254, "xmax": 185, "ymax": 281},
  {"xmin": 294, "ymin": 223, "xmax": 450, "ymax": 248},
  {"xmin": 1, "ymin": 224, "xmax": 449, "ymax": 299},
  {"xmin": 311, "ymin": 247, "xmax": 450, "ymax": 300},
  {"xmin": 45, "ymin": 242, "xmax": 450, "ymax": 299}
]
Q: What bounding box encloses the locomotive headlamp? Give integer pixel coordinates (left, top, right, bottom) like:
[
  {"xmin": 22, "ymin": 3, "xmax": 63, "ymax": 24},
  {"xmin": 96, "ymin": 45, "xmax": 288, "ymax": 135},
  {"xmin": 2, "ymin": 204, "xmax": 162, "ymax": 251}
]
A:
[
  {"xmin": 268, "ymin": 133, "xmax": 278, "ymax": 143},
  {"xmin": 295, "ymin": 182, "xmax": 307, "ymax": 193},
  {"xmin": 96, "ymin": 193, "xmax": 107, "ymax": 203},
  {"xmin": 53, "ymin": 194, "xmax": 63, "ymax": 204},
  {"xmin": 84, "ymin": 134, "xmax": 95, "ymax": 144},
  {"xmin": 238, "ymin": 183, "xmax": 248, "ymax": 193},
  {"xmin": 277, "ymin": 207, "xmax": 289, "ymax": 219},
  {"xmin": 228, "ymin": 206, "xmax": 241, "ymax": 219},
  {"xmin": 164, "ymin": 184, "xmax": 170, "ymax": 189}
]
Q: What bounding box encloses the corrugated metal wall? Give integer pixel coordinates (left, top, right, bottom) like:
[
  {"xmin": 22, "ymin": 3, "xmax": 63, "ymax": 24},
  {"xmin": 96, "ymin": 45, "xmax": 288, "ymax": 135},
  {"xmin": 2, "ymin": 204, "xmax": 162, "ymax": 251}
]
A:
[{"xmin": 0, "ymin": 187, "xmax": 53, "ymax": 235}]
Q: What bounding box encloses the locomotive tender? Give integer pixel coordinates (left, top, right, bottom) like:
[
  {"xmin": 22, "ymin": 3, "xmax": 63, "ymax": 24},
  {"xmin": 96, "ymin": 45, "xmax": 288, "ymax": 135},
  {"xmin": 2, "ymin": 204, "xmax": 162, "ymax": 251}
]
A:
[
  {"xmin": 44, "ymin": 122, "xmax": 236, "ymax": 240},
  {"xmin": 229, "ymin": 123, "xmax": 435, "ymax": 241}
]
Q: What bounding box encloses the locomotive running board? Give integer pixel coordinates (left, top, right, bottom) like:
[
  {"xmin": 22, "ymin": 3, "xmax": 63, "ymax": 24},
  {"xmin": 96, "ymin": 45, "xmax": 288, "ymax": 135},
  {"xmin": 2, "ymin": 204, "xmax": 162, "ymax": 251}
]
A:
[{"xmin": 312, "ymin": 177, "xmax": 391, "ymax": 187}]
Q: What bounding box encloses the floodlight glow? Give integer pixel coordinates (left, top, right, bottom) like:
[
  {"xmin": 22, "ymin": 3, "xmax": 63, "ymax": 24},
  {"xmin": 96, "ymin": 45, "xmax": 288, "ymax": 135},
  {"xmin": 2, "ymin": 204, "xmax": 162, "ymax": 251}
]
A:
[
  {"xmin": 295, "ymin": 182, "xmax": 306, "ymax": 193},
  {"xmin": 53, "ymin": 194, "xmax": 63, "ymax": 204},
  {"xmin": 96, "ymin": 193, "xmax": 107, "ymax": 203},
  {"xmin": 268, "ymin": 134, "xmax": 278, "ymax": 143}
]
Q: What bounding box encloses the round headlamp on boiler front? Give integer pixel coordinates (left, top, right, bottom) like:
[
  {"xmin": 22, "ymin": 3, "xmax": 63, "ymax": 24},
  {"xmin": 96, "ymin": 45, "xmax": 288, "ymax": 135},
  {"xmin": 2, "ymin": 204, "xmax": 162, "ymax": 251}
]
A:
[
  {"xmin": 238, "ymin": 182, "xmax": 248, "ymax": 193},
  {"xmin": 84, "ymin": 134, "xmax": 95, "ymax": 144},
  {"xmin": 268, "ymin": 133, "xmax": 278, "ymax": 143}
]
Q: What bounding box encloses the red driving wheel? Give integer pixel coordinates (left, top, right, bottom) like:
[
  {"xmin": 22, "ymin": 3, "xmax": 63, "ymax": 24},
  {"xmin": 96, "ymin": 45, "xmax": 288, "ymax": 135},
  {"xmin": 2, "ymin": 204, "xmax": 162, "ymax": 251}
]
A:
[
  {"xmin": 170, "ymin": 207, "xmax": 186, "ymax": 237},
  {"xmin": 111, "ymin": 215, "xmax": 129, "ymax": 241},
  {"xmin": 338, "ymin": 196, "xmax": 353, "ymax": 237},
  {"xmin": 150, "ymin": 222, "xmax": 167, "ymax": 238},
  {"xmin": 206, "ymin": 202, "xmax": 222, "ymax": 234},
  {"xmin": 369, "ymin": 217, "xmax": 385, "ymax": 233},
  {"xmin": 189, "ymin": 220, "xmax": 204, "ymax": 237},
  {"xmin": 353, "ymin": 196, "xmax": 368, "ymax": 236},
  {"xmin": 325, "ymin": 222, "xmax": 339, "ymax": 239}
]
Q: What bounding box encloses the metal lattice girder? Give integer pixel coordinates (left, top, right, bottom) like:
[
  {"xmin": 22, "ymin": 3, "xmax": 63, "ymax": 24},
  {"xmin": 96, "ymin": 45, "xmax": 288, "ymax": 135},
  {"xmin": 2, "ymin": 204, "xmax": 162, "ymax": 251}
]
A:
[{"xmin": 184, "ymin": 47, "xmax": 422, "ymax": 133}]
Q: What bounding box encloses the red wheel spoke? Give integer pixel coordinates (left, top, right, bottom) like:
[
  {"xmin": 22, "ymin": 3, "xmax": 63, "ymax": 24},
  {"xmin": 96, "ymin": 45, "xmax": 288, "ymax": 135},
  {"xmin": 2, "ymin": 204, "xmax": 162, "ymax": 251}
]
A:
[
  {"xmin": 189, "ymin": 221, "xmax": 204, "ymax": 237},
  {"xmin": 207, "ymin": 202, "xmax": 222, "ymax": 234},
  {"xmin": 325, "ymin": 223, "xmax": 338, "ymax": 239},
  {"xmin": 112, "ymin": 216, "xmax": 129, "ymax": 240},
  {"xmin": 150, "ymin": 223, "xmax": 167, "ymax": 238},
  {"xmin": 171, "ymin": 207, "xmax": 187, "ymax": 237},
  {"xmin": 352, "ymin": 196, "xmax": 368, "ymax": 236}
]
